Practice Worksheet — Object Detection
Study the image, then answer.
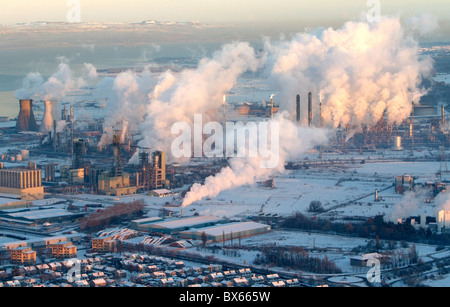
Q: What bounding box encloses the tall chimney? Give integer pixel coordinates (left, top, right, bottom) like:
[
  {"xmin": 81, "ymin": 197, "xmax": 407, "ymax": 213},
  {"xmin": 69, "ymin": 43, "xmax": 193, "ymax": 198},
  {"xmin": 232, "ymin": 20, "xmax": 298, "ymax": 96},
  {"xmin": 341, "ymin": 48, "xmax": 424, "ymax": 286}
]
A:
[
  {"xmin": 410, "ymin": 101, "xmax": 415, "ymax": 157},
  {"xmin": 61, "ymin": 105, "xmax": 67, "ymax": 121},
  {"xmin": 270, "ymin": 96, "xmax": 274, "ymax": 119},
  {"xmin": 308, "ymin": 92, "xmax": 313, "ymax": 127},
  {"xmin": 296, "ymin": 94, "xmax": 301, "ymax": 125},
  {"xmin": 53, "ymin": 120, "xmax": 57, "ymax": 151},
  {"xmin": 442, "ymin": 105, "xmax": 446, "ymax": 130},
  {"xmin": 112, "ymin": 130, "xmax": 123, "ymax": 177},
  {"xmin": 15, "ymin": 99, "xmax": 39, "ymax": 132},
  {"xmin": 41, "ymin": 100, "xmax": 58, "ymax": 132},
  {"xmin": 70, "ymin": 105, "xmax": 74, "ymax": 155},
  {"xmin": 319, "ymin": 103, "xmax": 323, "ymax": 128}
]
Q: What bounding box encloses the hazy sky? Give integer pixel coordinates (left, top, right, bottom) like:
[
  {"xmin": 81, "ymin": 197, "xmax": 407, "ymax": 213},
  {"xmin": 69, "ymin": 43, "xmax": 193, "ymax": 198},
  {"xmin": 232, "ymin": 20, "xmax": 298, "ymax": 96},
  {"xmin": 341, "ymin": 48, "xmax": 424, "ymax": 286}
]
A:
[{"xmin": 1, "ymin": 0, "xmax": 449, "ymax": 25}]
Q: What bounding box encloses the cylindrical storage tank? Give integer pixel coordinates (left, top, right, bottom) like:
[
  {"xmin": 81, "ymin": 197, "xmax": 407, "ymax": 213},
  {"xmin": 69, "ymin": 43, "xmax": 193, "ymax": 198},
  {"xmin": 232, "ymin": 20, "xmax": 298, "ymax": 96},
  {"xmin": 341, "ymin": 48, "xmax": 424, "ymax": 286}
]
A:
[
  {"xmin": 393, "ymin": 136, "xmax": 403, "ymax": 150},
  {"xmin": 20, "ymin": 150, "xmax": 29, "ymax": 160},
  {"xmin": 10, "ymin": 156, "xmax": 15, "ymax": 162},
  {"xmin": 16, "ymin": 154, "xmax": 22, "ymax": 162}
]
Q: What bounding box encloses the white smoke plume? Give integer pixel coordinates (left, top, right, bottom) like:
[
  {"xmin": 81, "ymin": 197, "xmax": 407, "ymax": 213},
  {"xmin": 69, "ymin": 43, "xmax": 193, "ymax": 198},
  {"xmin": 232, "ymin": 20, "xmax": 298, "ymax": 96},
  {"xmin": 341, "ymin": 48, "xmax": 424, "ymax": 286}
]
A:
[
  {"xmin": 179, "ymin": 16, "xmax": 436, "ymax": 208},
  {"xmin": 15, "ymin": 60, "xmax": 97, "ymax": 132},
  {"xmin": 14, "ymin": 72, "xmax": 44, "ymax": 100},
  {"xmin": 433, "ymin": 191, "xmax": 450, "ymax": 214},
  {"xmin": 137, "ymin": 42, "xmax": 263, "ymax": 157},
  {"xmin": 84, "ymin": 63, "xmax": 98, "ymax": 80},
  {"xmin": 39, "ymin": 61, "xmax": 83, "ymax": 101},
  {"xmin": 388, "ymin": 188, "xmax": 428, "ymax": 222},
  {"xmin": 406, "ymin": 13, "xmax": 439, "ymax": 36},
  {"xmin": 95, "ymin": 67, "xmax": 158, "ymax": 147},
  {"xmin": 265, "ymin": 16, "xmax": 434, "ymax": 131},
  {"xmin": 181, "ymin": 113, "xmax": 330, "ymax": 207}
]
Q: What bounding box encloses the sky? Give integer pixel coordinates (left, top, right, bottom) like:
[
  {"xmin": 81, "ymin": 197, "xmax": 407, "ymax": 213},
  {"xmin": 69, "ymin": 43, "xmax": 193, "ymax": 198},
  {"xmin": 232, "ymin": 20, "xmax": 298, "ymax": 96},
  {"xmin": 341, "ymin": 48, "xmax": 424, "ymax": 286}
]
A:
[{"xmin": 1, "ymin": 0, "xmax": 449, "ymax": 26}]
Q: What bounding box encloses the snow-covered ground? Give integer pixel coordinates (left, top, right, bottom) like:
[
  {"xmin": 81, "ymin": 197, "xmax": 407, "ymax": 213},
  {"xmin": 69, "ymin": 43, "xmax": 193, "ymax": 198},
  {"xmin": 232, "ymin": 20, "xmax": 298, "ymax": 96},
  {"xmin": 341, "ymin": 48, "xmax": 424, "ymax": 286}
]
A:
[
  {"xmin": 434, "ymin": 73, "xmax": 450, "ymax": 85},
  {"xmin": 172, "ymin": 159, "xmax": 444, "ymax": 222}
]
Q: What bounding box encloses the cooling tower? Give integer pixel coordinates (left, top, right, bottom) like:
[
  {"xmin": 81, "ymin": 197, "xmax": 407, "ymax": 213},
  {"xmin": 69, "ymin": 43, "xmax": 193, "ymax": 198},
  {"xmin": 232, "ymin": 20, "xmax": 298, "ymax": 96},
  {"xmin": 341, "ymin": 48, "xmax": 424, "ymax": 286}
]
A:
[
  {"xmin": 15, "ymin": 99, "xmax": 38, "ymax": 132},
  {"xmin": 40, "ymin": 100, "xmax": 59, "ymax": 132}
]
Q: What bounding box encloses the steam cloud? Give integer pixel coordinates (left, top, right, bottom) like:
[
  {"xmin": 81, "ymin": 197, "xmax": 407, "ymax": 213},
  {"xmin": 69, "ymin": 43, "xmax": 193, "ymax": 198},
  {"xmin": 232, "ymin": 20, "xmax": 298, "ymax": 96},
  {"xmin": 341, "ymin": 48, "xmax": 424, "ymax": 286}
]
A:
[
  {"xmin": 181, "ymin": 114, "xmax": 329, "ymax": 207},
  {"xmin": 13, "ymin": 16, "xmax": 436, "ymax": 209},
  {"xmin": 266, "ymin": 17, "xmax": 434, "ymax": 131},
  {"xmin": 180, "ymin": 16, "xmax": 435, "ymax": 207},
  {"xmin": 15, "ymin": 59, "xmax": 98, "ymax": 132},
  {"xmin": 95, "ymin": 67, "xmax": 158, "ymax": 147},
  {"xmin": 136, "ymin": 41, "xmax": 262, "ymax": 157}
]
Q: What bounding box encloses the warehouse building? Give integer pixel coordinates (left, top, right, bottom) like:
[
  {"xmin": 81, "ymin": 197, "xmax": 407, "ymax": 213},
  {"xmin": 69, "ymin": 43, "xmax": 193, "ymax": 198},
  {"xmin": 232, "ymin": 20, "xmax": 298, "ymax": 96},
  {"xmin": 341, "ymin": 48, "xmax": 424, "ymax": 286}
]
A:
[
  {"xmin": 134, "ymin": 215, "xmax": 227, "ymax": 234},
  {"xmin": 0, "ymin": 208, "xmax": 86, "ymax": 226},
  {"xmin": 130, "ymin": 217, "xmax": 164, "ymax": 232},
  {"xmin": 179, "ymin": 222, "xmax": 271, "ymax": 242}
]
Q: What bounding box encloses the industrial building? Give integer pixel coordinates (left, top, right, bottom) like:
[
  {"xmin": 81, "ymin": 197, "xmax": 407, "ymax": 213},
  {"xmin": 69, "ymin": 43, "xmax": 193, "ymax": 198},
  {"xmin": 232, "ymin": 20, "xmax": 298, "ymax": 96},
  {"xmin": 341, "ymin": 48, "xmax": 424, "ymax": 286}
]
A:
[
  {"xmin": 437, "ymin": 209, "xmax": 450, "ymax": 233},
  {"xmin": 132, "ymin": 215, "xmax": 227, "ymax": 234},
  {"xmin": 148, "ymin": 189, "xmax": 176, "ymax": 197},
  {"xmin": 0, "ymin": 164, "xmax": 44, "ymax": 200},
  {"xmin": 130, "ymin": 216, "xmax": 164, "ymax": 231},
  {"xmin": 60, "ymin": 165, "xmax": 85, "ymax": 184},
  {"xmin": 395, "ymin": 175, "xmax": 415, "ymax": 194},
  {"xmin": 44, "ymin": 163, "xmax": 56, "ymax": 182},
  {"xmin": 0, "ymin": 208, "xmax": 86, "ymax": 226},
  {"xmin": 97, "ymin": 172, "xmax": 137, "ymax": 196},
  {"xmin": 179, "ymin": 221, "xmax": 271, "ymax": 242},
  {"xmin": 350, "ymin": 253, "xmax": 386, "ymax": 267},
  {"xmin": 97, "ymin": 130, "xmax": 138, "ymax": 196},
  {"xmin": 139, "ymin": 150, "xmax": 169, "ymax": 191}
]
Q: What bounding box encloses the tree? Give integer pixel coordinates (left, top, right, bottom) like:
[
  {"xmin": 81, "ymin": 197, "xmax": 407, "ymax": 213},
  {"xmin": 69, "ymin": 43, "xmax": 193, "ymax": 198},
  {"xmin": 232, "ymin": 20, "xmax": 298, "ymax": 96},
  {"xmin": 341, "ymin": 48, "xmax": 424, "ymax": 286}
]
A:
[
  {"xmin": 308, "ymin": 201, "xmax": 324, "ymax": 213},
  {"xmin": 201, "ymin": 232, "xmax": 207, "ymax": 247}
]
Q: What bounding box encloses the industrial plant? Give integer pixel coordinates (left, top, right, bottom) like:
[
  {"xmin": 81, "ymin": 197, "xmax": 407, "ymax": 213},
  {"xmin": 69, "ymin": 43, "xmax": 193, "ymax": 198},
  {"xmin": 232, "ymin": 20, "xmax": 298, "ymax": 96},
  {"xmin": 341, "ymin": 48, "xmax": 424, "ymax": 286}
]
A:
[{"xmin": 2, "ymin": 9, "xmax": 450, "ymax": 289}]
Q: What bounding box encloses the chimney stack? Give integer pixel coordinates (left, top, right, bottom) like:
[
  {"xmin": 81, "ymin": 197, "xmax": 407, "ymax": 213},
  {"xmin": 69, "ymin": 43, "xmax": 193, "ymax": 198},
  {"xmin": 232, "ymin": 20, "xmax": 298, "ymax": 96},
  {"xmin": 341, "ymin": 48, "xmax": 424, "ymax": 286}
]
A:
[
  {"xmin": 270, "ymin": 96, "xmax": 274, "ymax": 119},
  {"xmin": 442, "ymin": 105, "xmax": 447, "ymax": 130},
  {"xmin": 52, "ymin": 120, "xmax": 57, "ymax": 151},
  {"xmin": 296, "ymin": 94, "xmax": 301, "ymax": 125},
  {"xmin": 308, "ymin": 92, "xmax": 313, "ymax": 127},
  {"xmin": 411, "ymin": 101, "xmax": 415, "ymax": 156},
  {"xmin": 15, "ymin": 99, "xmax": 39, "ymax": 132}
]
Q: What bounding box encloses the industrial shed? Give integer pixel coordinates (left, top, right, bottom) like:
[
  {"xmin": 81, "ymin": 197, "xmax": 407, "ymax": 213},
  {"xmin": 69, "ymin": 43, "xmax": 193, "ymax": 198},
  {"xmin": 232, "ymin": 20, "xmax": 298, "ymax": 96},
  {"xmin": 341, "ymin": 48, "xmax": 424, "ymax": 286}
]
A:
[
  {"xmin": 130, "ymin": 217, "xmax": 164, "ymax": 231},
  {"xmin": 179, "ymin": 222, "xmax": 271, "ymax": 242},
  {"xmin": 138, "ymin": 215, "xmax": 227, "ymax": 234},
  {"xmin": 0, "ymin": 208, "xmax": 86, "ymax": 226}
]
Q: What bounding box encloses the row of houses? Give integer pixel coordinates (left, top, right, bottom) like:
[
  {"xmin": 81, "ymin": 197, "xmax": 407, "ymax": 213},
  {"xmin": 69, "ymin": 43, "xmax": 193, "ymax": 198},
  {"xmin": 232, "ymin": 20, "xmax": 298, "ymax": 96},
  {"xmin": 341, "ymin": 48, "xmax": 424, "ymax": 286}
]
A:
[
  {"xmin": 0, "ymin": 252, "xmax": 302, "ymax": 288},
  {"xmin": 9, "ymin": 242, "xmax": 77, "ymax": 265}
]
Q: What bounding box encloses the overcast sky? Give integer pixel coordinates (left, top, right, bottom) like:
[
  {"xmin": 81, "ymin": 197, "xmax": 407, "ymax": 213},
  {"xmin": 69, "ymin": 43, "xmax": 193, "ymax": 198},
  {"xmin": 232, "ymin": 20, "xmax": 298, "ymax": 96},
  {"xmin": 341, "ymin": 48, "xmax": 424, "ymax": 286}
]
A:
[{"xmin": 1, "ymin": 0, "xmax": 449, "ymax": 25}]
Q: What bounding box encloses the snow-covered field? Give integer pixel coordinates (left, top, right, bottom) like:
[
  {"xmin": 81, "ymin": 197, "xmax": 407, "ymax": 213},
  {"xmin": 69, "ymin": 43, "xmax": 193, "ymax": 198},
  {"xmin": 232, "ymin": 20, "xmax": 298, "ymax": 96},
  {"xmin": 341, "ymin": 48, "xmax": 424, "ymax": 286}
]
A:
[
  {"xmin": 169, "ymin": 159, "xmax": 444, "ymax": 222},
  {"xmin": 434, "ymin": 73, "xmax": 450, "ymax": 85}
]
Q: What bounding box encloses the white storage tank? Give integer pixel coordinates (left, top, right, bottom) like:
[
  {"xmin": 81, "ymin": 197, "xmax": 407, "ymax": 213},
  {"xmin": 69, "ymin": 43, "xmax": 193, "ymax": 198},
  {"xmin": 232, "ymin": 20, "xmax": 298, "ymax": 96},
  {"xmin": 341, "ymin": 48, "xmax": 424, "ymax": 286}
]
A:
[
  {"xmin": 20, "ymin": 149, "xmax": 29, "ymax": 160},
  {"xmin": 392, "ymin": 136, "xmax": 403, "ymax": 151}
]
